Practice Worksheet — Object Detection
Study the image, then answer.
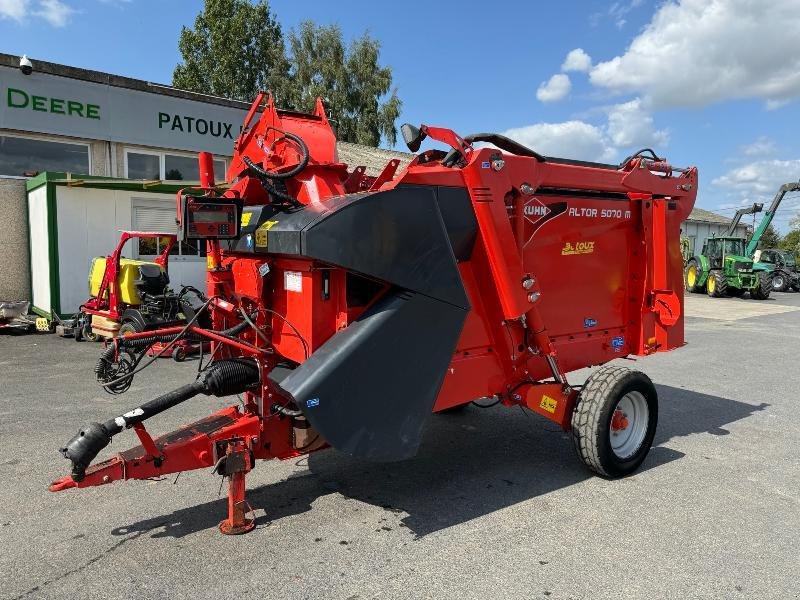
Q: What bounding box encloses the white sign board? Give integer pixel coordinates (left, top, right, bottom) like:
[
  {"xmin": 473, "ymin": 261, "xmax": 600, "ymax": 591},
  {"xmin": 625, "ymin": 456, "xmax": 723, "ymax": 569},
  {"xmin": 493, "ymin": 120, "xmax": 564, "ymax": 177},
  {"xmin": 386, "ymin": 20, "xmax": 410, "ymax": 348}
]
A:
[{"xmin": 0, "ymin": 65, "xmax": 250, "ymax": 155}]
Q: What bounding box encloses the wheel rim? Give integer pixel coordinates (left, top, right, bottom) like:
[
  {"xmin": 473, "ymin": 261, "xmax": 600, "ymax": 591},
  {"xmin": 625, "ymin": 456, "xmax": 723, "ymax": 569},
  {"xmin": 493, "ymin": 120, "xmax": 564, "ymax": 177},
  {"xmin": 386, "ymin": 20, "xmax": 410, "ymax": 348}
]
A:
[
  {"xmin": 687, "ymin": 266, "xmax": 696, "ymax": 287},
  {"xmin": 773, "ymin": 275, "xmax": 784, "ymax": 290},
  {"xmin": 708, "ymin": 275, "xmax": 716, "ymax": 294},
  {"xmin": 609, "ymin": 391, "xmax": 649, "ymax": 459}
]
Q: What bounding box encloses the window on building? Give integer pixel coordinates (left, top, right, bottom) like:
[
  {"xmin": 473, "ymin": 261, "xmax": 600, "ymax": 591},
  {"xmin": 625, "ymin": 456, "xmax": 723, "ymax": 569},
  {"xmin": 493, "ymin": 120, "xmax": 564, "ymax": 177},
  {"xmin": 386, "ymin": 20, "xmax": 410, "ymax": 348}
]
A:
[
  {"xmin": 0, "ymin": 135, "xmax": 90, "ymax": 177},
  {"xmin": 132, "ymin": 202, "xmax": 206, "ymax": 259},
  {"xmin": 126, "ymin": 152, "xmax": 160, "ymax": 180},
  {"xmin": 125, "ymin": 149, "xmax": 227, "ymax": 182}
]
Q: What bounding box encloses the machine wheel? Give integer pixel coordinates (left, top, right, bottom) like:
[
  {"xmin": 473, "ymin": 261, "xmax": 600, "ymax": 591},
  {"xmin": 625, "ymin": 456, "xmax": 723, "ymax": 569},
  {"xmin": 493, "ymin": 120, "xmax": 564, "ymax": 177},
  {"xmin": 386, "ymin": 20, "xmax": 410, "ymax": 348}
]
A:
[
  {"xmin": 571, "ymin": 365, "xmax": 658, "ymax": 478},
  {"xmin": 118, "ymin": 321, "xmax": 140, "ymax": 337},
  {"xmin": 73, "ymin": 324, "xmax": 83, "ymax": 342},
  {"xmin": 684, "ymin": 260, "xmax": 703, "ymax": 293},
  {"xmin": 706, "ymin": 271, "xmax": 727, "ymax": 298},
  {"xmin": 771, "ymin": 272, "xmax": 788, "ymax": 292},
  {"xmin": 750, "ymin": 272, "xmax": 772, "ymax": 300},
  {"xmin": 172, "ymin": 346, "xmax": 187, "ymax": 362}
]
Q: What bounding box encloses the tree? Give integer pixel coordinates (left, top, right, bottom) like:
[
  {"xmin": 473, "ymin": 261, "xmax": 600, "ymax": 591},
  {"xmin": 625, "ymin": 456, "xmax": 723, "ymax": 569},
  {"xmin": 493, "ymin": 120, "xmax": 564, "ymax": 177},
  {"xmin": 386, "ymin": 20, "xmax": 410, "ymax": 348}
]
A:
[
  {"xmin": 287, "ymin": 22, "xmax": 401, "ymax": 146},
  {"xmin": 753, "ymin": 223, "xmax": 781, "ymax": 249},
  {"xmin": 173, "ymin": 2, "xmax": 401, "ymax": 147},
  {"xmin": 173, "ymin": 0, "xmax": 291, "ymax": 104},
  {"xmin": 780, "ymin": 229, "xmax": 800, "ymax": 256}
]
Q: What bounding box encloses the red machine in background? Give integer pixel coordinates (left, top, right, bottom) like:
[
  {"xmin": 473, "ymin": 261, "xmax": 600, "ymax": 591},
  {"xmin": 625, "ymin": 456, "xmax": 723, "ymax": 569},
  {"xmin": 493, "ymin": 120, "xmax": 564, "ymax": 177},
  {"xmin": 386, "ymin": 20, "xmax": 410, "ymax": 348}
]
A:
[
  {"xmin": 69, "ymin": 230, "xmax": 207, "ymax": 360},
  {"xmin": 52, "ymin": 92, "xmax": 697, "ymax": 535}
]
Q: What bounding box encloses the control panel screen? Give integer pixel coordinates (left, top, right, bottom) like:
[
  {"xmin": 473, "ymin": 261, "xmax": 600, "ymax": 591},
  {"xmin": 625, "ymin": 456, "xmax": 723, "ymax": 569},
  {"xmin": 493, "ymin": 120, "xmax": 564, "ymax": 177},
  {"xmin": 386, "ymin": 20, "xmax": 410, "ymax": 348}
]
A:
[{"xmin": 184, "ymin": 199, "xmax": 241, "ymax": 239}]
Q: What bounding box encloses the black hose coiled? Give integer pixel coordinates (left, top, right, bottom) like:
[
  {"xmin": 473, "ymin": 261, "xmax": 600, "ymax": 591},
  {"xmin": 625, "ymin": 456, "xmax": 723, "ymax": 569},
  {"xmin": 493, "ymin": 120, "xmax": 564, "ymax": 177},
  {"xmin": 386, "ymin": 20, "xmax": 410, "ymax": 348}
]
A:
[
  {"xmin": 241, "ymin": 131, "xmax": 309, "ymax": 180},
  {"xmin": 94, "ymin": 315, "xmax": 256, "ymax": 393}
]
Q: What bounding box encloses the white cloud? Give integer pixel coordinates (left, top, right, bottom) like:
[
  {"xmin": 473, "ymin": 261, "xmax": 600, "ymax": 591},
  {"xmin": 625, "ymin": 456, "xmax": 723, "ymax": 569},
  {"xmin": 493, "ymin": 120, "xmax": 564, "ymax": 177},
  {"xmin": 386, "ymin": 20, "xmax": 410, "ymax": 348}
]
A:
[
  {"xmin": 713, "ymin": 160, "xmax": 800, "ymax": 230},
  {"xmin": 536, "ymin": 73, "xmax": 571, "ymax": 103},
  {"xmin": 33, "ymin": 0, "xmax": 74, "ymax": 27},
  {"xmin": 0, "ymin": 0, "xmax": 75, "ymax": 26},
  {"xmin": 712, "ymin": 160, "xmax": 800, "ymax": 193},
  {"xmin": 741, "ymin": 137, "xmax": 776, "ymax": 158},
  {"xmin": 589, "ymin": 0, "xmax": 800, "ymax": 109},
  {"xmin": 602, "ymin": 0, "xmax": 645, "ymax": 29},
  {"xmin": 502, "ymin": 121, "xmax": 617, "ymax": 163},
  {"xmin": 561, "ymin": 48, "xmax": 592, "ymax": 73},
  {"xmin": 605, "ymin": 97, "xmax": 669, "ymax": 148},
  {"xmin": 0, "ymin": 0, "xmax": 30, "ymax": 21}
]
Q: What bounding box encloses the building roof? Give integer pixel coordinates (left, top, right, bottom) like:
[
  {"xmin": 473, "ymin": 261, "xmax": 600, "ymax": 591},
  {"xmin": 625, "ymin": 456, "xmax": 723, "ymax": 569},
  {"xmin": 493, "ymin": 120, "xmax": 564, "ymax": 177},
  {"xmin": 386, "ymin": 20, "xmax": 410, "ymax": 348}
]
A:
[
  {"xmin": 336, "ymin": 141, "xmax": 414, "ymax": 177},
  {"xmin": 0, "ymin": 52, "xmax": 252, "ymax": 110},
  {"xmin": 687, "ymin": 207, "xmax": 737, "ymax": 225}
]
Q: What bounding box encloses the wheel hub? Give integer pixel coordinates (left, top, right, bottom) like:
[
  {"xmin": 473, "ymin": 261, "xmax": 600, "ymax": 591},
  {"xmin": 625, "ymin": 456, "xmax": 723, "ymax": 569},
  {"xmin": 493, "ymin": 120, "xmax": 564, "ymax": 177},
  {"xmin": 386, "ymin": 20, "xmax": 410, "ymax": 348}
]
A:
[{"xmin": 609, "ymin": 391, "xmax": 649, "ymax": 459}]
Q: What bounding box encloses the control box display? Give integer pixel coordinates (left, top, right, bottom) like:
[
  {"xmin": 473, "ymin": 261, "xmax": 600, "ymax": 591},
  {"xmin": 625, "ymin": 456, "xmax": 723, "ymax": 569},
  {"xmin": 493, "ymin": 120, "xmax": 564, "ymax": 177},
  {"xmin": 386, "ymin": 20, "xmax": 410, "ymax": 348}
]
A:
[{"xmin": 179, "ymin": 196, "xmax": 242, "ymax": 240}]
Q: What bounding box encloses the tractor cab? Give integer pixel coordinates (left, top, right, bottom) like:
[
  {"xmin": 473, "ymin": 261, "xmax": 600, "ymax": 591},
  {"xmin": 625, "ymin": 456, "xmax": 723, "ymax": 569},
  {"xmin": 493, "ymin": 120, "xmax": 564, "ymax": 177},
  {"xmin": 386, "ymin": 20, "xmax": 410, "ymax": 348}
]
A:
[{"xmin": 703, "ymin": 236, "xmax": 753, "ymax": 273}]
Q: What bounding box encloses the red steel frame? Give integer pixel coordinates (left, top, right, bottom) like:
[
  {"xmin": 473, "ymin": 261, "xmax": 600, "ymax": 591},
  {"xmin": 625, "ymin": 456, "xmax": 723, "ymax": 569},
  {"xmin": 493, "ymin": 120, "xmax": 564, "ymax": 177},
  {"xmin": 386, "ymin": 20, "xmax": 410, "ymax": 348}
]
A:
[
  {"xmin": 81, "ymin": 231, "xmax": 176, "ymax": 321},
  {"xmin": 51, "ymin": 93, "xmax": 697, "ymax": 535}
]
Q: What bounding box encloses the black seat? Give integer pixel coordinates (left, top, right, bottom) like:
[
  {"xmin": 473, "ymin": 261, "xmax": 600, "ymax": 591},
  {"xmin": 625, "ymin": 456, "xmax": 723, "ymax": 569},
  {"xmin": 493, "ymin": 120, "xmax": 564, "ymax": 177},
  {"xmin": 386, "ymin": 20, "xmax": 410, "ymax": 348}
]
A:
[{"xmin": 134, "ymin": 264, "xmax": 169, "ymax": 296}]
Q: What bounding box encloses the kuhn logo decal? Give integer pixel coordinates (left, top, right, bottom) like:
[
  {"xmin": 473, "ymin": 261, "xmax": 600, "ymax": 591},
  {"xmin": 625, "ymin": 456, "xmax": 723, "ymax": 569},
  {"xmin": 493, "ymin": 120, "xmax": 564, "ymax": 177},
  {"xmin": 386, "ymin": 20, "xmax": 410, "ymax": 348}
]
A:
[{"xmin": 523, "ymin": 198, "xmax": 568, "ymax": 247}]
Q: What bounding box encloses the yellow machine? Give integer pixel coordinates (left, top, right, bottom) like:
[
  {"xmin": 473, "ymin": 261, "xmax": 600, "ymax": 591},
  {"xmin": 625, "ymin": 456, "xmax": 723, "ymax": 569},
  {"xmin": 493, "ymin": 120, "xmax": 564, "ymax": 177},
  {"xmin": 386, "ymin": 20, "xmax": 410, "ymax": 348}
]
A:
[{"xmin": 88, "ymin": 257, "xmax": 164, "ymax": 306}]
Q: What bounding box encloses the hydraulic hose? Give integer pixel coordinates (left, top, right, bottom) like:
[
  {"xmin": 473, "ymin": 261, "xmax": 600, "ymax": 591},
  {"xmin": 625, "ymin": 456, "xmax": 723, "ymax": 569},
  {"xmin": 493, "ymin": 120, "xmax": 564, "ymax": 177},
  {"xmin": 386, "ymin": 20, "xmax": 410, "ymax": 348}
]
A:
[
  {"xmin": 241, "ymin": 130, "xmax": 309, "ymax": 180},
  {"xmin": 61, "ymin": 358, "xmax": 260, "ymax": 481},
  {"xmin": 95, "ymin": 314, "xmax": 256, "ymax": 392}
]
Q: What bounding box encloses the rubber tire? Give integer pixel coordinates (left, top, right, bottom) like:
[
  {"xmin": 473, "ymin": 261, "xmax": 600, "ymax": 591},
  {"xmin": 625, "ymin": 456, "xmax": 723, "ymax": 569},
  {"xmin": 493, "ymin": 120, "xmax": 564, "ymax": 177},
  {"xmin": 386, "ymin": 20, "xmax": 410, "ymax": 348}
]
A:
[
  {"xmin": 684, "ymin": 260, "xmax": 703, "ymax": 293},
  {"xmin": 706, "ymin": 270, "xmax": 727, "ymax": 298},
  {"xmin": 118, "ymin": 321, "xmax": 140, "ymax": 337},
  {"xmin": 571, "ymin": 365, "xmax": 658, "ymax": 478},
  {"xmin": 771, "ymin": 272, "xmax": 788, "ymax": 292},
  {"xmin": 73, "ymin": 322, "xmax": 83, "ymax": 342},
  {"xmin": 750, "ymin": 271, "xmax": 772, "ymax": 300},
  {"xmin": 172, "ymin": 346, "xmax": 187, "ymax": 362}
]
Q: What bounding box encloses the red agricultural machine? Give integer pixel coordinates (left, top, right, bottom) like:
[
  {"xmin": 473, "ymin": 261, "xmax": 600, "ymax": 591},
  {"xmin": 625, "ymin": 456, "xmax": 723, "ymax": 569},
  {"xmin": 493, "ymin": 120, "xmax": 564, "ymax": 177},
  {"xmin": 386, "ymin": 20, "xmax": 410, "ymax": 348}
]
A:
[{"xmin": 51, "ymin": 92, "xmax": 697, "ymax": 535}]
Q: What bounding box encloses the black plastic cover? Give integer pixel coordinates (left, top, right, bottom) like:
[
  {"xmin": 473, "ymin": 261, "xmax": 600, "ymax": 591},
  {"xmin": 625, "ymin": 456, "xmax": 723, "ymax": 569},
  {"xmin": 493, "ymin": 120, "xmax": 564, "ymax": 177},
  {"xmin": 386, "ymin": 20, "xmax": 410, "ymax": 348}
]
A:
[{"xmin": 271, "ymin": 290, "xmax": 467, "ymax": 461}]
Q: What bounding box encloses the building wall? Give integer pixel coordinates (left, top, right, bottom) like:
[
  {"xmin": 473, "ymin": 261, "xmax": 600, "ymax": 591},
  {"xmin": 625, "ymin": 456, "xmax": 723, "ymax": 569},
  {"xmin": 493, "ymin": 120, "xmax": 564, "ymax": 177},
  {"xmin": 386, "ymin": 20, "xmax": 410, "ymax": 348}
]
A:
[
  {"xmin": 683, "ymin": 220, "xmax": 748, "ymax": 257},
  {"xmin": 0, "ymin": 178, "xmax": 30, "ymax": 301},
  {"xmin": 51, "ymin": 186, "xmax": 206, "ymax": 314}
]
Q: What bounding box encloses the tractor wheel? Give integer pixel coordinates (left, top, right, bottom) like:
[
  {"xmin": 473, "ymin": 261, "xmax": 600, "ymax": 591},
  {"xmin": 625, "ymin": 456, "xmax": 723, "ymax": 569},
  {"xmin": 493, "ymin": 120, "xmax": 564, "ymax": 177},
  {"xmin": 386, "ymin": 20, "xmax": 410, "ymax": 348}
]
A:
[
  {"xmin": 118, "ymin": 321, "xmax": 140, "ymax": 337},
  {"xmin": 571, "ymin": 366, "xmax": 658, "ymax": 478},
  {"xmin": 172, "ymin": 346, "xmax": 187, "ymax": 362},
  {"xmin": 771, "ymin": 272, "xmax": 788, "ymax": 292},
  {"xmin": 750, "ymin": 272, "xmax": 772, "ymax": 300},
  {"xmin": 706, "ymin": 271, "xmax": 727, "ymax": 298},
  {"xmin": 684, "ymin": 260, "xmax": 703, "ymax": 293}
]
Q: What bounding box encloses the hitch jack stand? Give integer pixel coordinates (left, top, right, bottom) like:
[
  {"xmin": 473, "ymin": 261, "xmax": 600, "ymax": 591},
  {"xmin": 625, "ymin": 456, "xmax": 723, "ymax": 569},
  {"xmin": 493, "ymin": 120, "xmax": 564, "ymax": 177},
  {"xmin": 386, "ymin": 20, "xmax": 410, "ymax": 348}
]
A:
[{"xmin": 219, "ymin": 441, "xmax": 255, "ymax": 535}]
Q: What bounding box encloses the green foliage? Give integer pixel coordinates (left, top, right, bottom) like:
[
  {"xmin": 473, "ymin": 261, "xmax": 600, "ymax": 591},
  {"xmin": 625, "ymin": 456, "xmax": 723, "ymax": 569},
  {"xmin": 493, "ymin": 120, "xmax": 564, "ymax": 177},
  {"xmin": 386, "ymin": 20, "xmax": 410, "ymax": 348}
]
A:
[
  {"xmin": 173, "ymin": 1, "xmax": 401, "ymax": 147},
  {"xmin": 780, "ymin": 228, "xmax": 800, "ymax": 257},
  {"xmin": 287, "ymin": 22, "xmax": 401, "ymax": 146},
  {"xmin": 173, "ymin": 0, "xmax": 291, "ymax": 104}
]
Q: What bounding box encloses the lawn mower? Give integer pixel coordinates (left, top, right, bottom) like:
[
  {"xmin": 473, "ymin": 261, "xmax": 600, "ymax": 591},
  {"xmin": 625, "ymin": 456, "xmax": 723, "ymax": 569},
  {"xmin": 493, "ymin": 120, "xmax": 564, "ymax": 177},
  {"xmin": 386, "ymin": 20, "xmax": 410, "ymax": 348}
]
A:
[
  {"xmin": 51, "ymin": 92, "xmax": 698, "ymax": 535},
  {"xmin": 66, "ymin": 230, "xmax": 208, "ymax": 360}
]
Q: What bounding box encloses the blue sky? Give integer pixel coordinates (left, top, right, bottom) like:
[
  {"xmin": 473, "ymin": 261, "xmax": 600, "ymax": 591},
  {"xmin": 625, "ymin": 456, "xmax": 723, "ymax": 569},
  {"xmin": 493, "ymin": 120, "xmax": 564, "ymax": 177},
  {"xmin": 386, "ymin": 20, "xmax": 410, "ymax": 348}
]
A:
[{"xmin": 2, "ymin": 0, "xmax": 800, "ymax": 230}]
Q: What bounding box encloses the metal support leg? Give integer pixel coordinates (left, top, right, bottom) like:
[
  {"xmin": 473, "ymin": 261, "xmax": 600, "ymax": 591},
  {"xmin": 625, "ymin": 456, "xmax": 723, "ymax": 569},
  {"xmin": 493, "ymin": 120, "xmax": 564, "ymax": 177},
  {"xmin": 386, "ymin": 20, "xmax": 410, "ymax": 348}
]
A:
[{"xmin": 218, "ymin": 442, "xmax": 255, "ymax": 535}]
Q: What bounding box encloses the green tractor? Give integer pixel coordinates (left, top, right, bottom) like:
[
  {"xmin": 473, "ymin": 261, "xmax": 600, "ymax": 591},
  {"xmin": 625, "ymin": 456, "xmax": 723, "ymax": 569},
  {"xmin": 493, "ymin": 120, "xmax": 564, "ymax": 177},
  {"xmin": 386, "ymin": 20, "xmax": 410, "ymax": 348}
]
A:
[{"xmin": 685, "ymin": 236, "xmax": 770, "ymax": 299}]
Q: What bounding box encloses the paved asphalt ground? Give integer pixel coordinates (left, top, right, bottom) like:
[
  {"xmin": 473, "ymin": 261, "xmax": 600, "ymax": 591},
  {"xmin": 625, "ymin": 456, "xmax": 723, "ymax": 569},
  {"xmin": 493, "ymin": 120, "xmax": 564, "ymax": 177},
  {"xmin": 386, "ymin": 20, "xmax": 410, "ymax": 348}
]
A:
[{"xmin": 1, "ymin": 292, "xmax": 798, "ymax": 600}]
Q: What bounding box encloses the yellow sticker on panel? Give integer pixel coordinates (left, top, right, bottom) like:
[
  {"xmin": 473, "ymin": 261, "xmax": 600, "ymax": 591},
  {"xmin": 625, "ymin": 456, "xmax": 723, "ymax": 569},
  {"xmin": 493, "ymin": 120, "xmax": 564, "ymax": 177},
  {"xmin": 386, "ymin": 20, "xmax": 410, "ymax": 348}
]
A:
[
  {"xmin": 539, "ymin": 395, "xmax": 558, "ymax": 413},
  {"xmin": 254, "ymin": 220, "xmax": 278, "ymax": 248}
]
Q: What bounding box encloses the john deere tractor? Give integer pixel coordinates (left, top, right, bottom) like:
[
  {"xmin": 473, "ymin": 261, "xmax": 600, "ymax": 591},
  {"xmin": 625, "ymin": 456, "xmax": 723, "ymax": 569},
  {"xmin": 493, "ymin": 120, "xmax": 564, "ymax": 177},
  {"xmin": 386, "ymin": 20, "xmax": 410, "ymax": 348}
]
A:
[{"xmin": 685, "ymin": 236, "xmax": 770, "ymax": 299}]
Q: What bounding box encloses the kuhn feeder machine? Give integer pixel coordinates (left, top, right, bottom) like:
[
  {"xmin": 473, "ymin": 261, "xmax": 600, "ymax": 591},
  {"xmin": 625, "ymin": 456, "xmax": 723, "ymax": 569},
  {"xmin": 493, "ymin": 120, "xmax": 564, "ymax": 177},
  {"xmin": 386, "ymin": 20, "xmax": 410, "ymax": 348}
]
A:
[{"xmin": 52, "ymin": 93, "xmax": 697, "ymax": 534}]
